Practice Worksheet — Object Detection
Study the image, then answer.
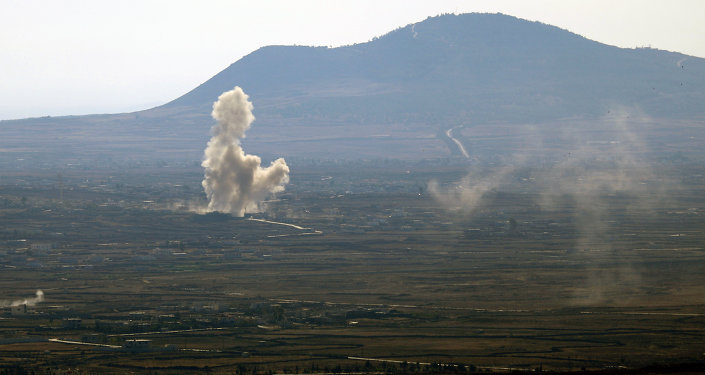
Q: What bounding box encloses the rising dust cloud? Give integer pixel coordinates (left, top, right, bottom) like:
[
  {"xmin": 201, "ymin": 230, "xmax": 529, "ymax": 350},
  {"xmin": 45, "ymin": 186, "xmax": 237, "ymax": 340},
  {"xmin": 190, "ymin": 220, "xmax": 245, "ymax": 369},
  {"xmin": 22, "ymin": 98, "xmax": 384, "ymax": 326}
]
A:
[
  {"xmin": 202, "ymin": 87, "xmax": 289, "ymax": 216},
  {"xmin": 0, "ymin": 290, "xmax": 44, "ymax": 308},
  {"xmin": 429, "ymin": 165, "xmax": 516, "ymax": 215},
  {"xmin": 430, "ymin": 110, "xmax": 672, "ymax": 304}
]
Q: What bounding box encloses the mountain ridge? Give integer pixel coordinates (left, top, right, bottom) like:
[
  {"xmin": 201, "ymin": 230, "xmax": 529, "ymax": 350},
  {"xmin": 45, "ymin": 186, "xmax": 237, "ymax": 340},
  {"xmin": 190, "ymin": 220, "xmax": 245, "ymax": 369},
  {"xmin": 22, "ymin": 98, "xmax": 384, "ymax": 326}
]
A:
[
  {"xmin": 163, "ymin": 12, "xmax": 705, "ymax": 124},
  {"xmin": 1, "ymin": 12, "xmax": 704, "ymax": 166}
]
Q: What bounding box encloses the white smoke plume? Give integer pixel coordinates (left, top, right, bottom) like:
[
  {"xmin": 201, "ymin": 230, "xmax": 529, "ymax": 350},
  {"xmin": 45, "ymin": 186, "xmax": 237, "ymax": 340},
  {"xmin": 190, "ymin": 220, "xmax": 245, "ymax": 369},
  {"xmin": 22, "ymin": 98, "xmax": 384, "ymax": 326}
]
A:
[
  {"xmin": 534, "ymin": 111, "xmax": 667, "ymax": 304},
  {"xmin": 202, "ymin": 87, "xmax": 290, "ymax": 216},
  {"xmin": 0, "ymin": 290, "xmax": 44, "ymax": 308},
  {"xmin": 431, "ymin": 109, "xmax": 672, "ymax": 305},
  {"xmin": 537, "ymin": 110, "xmax": 661, "ymax": 247},
  {"xmin": 428, "ymin": 165, "xmax": 516, "ymax": 215}
]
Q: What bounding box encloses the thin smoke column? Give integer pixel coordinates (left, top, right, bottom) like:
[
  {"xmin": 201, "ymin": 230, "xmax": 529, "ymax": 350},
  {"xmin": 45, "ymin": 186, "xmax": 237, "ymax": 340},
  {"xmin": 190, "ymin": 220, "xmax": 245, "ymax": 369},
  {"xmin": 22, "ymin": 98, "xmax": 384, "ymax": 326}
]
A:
[
  {"xmin": 202, "ymin": 87, "xmax": 289, "ymax": 216},
  {"xmin": 0, "ymin": 290, "xmax": 44, "ymax": 308}
]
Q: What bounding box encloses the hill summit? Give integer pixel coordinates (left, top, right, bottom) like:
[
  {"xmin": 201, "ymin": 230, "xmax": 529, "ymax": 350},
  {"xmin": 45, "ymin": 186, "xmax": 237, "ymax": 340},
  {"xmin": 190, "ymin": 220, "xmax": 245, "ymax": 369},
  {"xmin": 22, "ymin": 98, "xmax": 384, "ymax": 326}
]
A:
[
  {"xmin": 2, "ymin": 13, "xmax": 704, "ymax": 165},
  {"xmin": 165, "ymin": 12, "xmax": 705, "ymax": 124}
]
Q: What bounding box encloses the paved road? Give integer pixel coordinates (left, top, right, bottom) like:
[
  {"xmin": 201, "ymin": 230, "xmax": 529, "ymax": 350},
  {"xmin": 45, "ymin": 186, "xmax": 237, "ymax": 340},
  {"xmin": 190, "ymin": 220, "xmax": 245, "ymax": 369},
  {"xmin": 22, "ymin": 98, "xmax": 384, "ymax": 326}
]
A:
[{"xmin": 445, "ymin": 126, "xmax": 470, "ymax": 159}]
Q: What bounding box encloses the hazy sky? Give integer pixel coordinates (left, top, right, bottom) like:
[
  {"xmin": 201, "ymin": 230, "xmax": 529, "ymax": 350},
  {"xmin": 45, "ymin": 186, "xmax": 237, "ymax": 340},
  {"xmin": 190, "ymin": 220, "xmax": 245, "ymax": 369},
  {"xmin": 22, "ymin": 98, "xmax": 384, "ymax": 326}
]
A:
[{"xmin": 2, "ymin": 0, "xmax": 704, "ymax": 120}]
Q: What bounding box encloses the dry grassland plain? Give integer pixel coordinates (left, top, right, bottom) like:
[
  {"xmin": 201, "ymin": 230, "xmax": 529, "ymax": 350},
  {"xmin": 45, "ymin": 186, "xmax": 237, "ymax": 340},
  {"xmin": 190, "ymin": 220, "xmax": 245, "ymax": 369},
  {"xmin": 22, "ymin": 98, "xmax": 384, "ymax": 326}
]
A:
[{"xmin": 0, "ymin": 161, "xmax": 704, "ymax": 374}]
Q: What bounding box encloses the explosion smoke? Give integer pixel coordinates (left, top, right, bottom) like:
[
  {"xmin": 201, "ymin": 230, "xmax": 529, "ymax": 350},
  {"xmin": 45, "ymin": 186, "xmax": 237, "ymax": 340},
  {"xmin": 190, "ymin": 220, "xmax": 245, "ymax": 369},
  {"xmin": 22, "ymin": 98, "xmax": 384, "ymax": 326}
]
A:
[
  {"xmin": 0, "ymin": 290, "xmax": 44, "ymax": 308},
  {"xmin": 431, "ymin": 109, "xmax": 670, "ymax": 304},
  {"xmin": 428, "ymin": 165, "xmax": 515, "ymax": 215},
  {"xmin": 202, "ymin": 87, "xmax": 289, "ymax": 216}
]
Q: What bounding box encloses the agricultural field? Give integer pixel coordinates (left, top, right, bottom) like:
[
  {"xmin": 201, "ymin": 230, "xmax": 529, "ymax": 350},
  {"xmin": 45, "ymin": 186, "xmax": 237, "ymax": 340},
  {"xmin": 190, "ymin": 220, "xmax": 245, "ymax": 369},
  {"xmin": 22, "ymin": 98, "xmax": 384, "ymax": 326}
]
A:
[{"xmin": 1, "ymin": 162, "xmax": 704, "ymax": 374}]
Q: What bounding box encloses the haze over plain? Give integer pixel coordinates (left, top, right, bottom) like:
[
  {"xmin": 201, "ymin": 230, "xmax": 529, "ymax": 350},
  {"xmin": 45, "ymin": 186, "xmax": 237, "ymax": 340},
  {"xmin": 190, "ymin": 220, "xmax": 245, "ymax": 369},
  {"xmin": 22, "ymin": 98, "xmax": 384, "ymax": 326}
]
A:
[
  {"xmin": 1, "ymin": 12, "xmax": 703, "ymax": 166},
  {"xmin": 2, "ymin": 4, "xmax": 705, "ymax": 372}
]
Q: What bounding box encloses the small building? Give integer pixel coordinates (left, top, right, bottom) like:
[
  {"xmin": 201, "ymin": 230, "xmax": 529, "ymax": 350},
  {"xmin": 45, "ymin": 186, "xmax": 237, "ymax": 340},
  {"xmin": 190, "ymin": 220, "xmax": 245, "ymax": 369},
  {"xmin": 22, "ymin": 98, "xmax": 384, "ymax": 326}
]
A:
[
  {"xmin": 123, "ymin": 339, "xmax": 151, "ymax": 351},
  {"xmin": 158, "ymin": 314, "xmax": 177, "ymax": 322},
  {"xmin": 30, "ymin": 243, "xmax": 53, "ymax": 252},
  {"xmin": 10, "ymin": 304, "xmax": 27, "ymax": 316},
  {"xmin": 81, "ymin": 334, "xmax": 104, "ymax": 343},
  {"xmin": 128, "ymin": 311, "xmax": 146, "ymax": 320},
  {"xmin": 62, "ymin": 318, "xmax": 82, "ymax": 329}
]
